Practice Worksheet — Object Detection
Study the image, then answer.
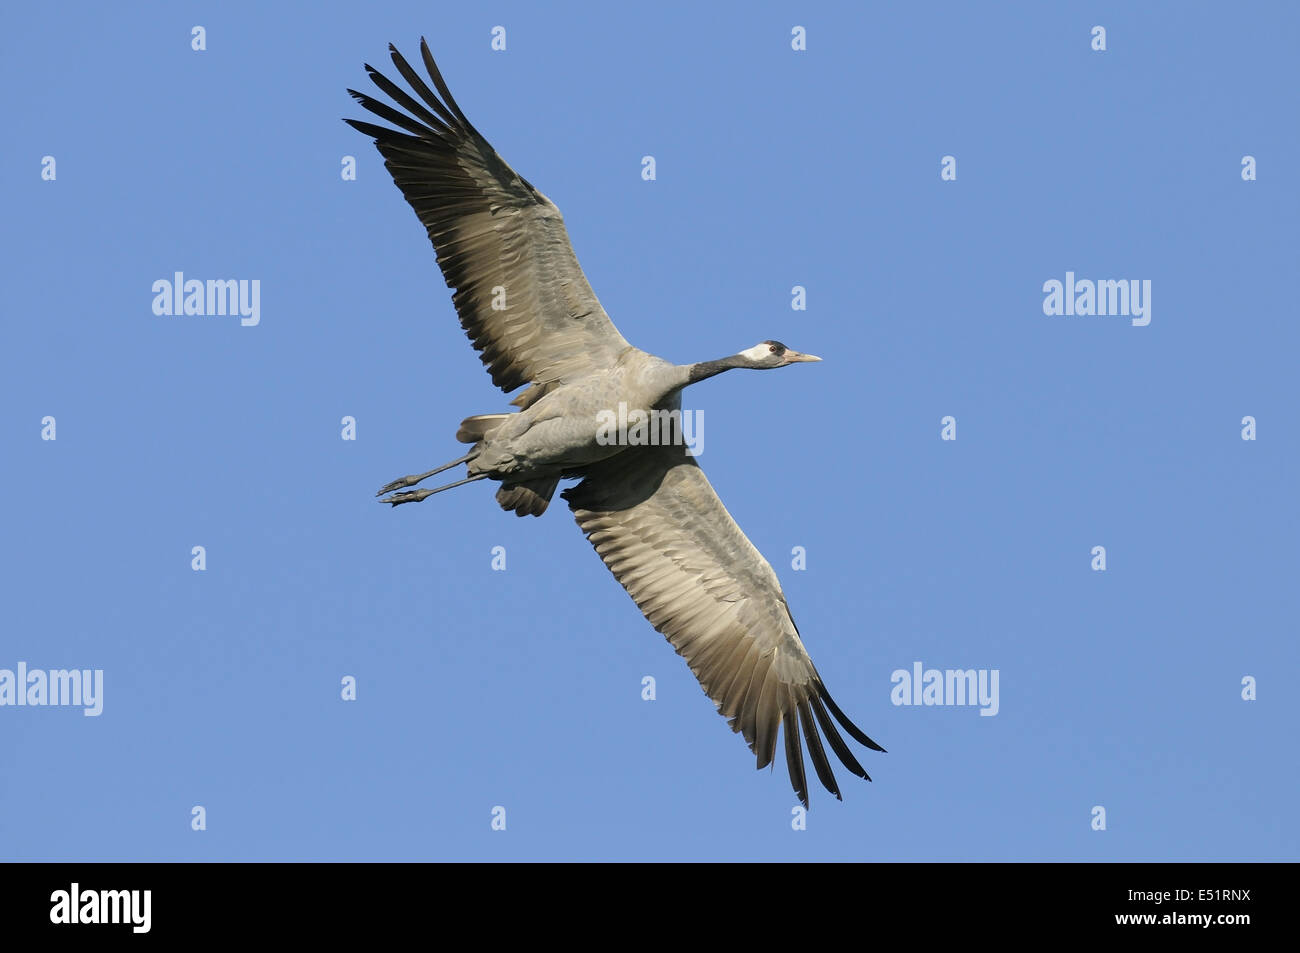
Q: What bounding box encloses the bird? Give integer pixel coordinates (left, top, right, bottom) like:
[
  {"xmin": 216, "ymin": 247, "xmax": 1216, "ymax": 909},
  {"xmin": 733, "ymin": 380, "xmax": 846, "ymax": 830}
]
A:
[{"xmin": 346, "ymin": 38, "xmax": 884, "ymax": 807}]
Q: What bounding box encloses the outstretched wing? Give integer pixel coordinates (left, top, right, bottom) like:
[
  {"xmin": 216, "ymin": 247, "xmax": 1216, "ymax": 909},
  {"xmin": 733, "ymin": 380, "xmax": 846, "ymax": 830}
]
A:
[
  {"xmin": 346, "ymin": 39, "xmax": 631, "ymax": 394},
  {"xmin": 563, "ymin": 442, "xmax": 884, "ymax": 807}
]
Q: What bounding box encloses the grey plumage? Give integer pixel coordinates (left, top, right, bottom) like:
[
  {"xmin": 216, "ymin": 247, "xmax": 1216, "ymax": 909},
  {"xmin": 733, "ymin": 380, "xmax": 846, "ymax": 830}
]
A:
[{"xmin": 348, "ymin": 38, "xmax": 883, "ymax": 806}]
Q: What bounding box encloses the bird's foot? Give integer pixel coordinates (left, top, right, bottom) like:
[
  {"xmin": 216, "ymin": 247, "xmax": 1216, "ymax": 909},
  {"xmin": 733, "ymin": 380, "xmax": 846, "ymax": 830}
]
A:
[
  {"xmin": 376, "ymin": 453, "xmax": 476, "ymax": 497},
  {"xmin": 378, "ymin": 488, "xmax": 435, "ymax": 506},
  {"xmin": 377, "ymin": 474, "xmax": 423, "ymax": 496}
]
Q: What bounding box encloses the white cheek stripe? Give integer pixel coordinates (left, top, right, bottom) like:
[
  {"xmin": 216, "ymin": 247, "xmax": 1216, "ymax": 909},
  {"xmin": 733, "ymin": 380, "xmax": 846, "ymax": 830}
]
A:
[{"xmin": 740, "ymin": 343, "xmax": 772, "ymax": 361}]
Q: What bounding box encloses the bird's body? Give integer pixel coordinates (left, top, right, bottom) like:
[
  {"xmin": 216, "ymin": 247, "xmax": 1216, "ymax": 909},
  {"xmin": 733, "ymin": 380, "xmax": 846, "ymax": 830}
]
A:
[
  {"xmin": 466, "ymin": 350, "xmax": 679, "ymax": 484},
  {"xmin": 348, "ymin": 39, "xmax": 884, "ymax": 806}
]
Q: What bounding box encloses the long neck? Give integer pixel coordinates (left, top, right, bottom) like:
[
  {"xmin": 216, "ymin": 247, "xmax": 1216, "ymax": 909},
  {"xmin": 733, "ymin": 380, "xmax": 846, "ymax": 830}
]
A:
[{"xmin": 685, "ymin": 353, "xmax": 750, "ymax": 385}]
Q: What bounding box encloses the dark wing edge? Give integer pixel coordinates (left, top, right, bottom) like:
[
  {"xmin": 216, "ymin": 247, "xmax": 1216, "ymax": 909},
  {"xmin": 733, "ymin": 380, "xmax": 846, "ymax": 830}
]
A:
[{"xmin": 563, "ymin": 443, "xmax": 884, "ymax": 807}]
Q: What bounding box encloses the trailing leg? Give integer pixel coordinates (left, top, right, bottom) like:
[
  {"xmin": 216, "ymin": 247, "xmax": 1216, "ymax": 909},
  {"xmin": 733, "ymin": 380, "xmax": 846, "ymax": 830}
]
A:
[
  {"xmin": 378, "ymin": 473, "xmax": 489, "ymax": 506},
  {"xmin": 377, "ymin": 452, "xmax": 475, "ymax": 497}
]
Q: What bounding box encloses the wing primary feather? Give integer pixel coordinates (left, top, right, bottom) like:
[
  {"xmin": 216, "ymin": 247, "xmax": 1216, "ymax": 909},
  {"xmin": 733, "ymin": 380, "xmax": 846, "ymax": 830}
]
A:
[
  {"xmin": 810, "ymin": 695, "xmax": 871, "ymax": 781},
  {"xmin": 818, "ymin": 680, "xmax": 887, "ymax": 752},
  {"xmin": 419, "ymin": 38, "xmax": 479, "ymax": 133},
  {"xmin": 783, "ymin": 701, "xmax": 809, "ymax": 809},
  {"xmin": 342, "ymin": 117, "xmax": 416, "ymax": 144},
  {"xmin": 363, "ymin": 64, "xmax": 452, "ymax": 134},
  {"xmin": 350, "ymin": 89, "xmax": 442, "ymax": 139},
  {"xmin": 798, "ymin": 699, "xmax": 842, "ymax": 800},
  {"xmin": 387, "ymin": 45, "xmax": 460, "ymax": 128}
]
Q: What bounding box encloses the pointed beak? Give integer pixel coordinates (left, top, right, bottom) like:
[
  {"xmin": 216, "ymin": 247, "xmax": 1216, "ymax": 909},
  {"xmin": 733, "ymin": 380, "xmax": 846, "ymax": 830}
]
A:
[{"xmin": 785, "ymin": 351, "xmax": 822, "ymax": 363}]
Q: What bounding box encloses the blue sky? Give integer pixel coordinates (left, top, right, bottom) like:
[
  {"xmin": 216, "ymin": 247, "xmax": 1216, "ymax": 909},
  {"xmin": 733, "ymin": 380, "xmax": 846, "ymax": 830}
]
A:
[{"xmin": 2, "ymin": 1, "xmax": 1296, "ymax": 860}]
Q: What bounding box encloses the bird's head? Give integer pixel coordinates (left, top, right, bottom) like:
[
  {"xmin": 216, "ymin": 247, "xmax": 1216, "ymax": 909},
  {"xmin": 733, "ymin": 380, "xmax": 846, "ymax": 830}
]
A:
[{"xmin": 737, "ymin": 340, "xmax": 822, "ymax": 368}]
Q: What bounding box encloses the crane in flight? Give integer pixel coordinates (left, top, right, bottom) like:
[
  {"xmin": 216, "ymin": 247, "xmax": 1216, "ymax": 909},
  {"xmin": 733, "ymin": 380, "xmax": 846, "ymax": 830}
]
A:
[{"xmin": 346, "ymin": 39, "xmax": 884, "ymax": 807}]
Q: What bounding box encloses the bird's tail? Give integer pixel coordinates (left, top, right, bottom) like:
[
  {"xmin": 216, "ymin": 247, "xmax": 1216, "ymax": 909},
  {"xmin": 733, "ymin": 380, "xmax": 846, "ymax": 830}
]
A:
[
  {"xmin": 496, "ymin": 477, "xmax": 560, "ymax": 517},
  {"xmin": 456, "ymin": 413, "xmax": 512, "ymax": 443},
  {"xmin": 455, "ymin": 413, "xmax": 556, "ymax": 516}
]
